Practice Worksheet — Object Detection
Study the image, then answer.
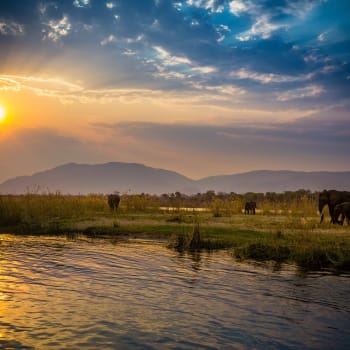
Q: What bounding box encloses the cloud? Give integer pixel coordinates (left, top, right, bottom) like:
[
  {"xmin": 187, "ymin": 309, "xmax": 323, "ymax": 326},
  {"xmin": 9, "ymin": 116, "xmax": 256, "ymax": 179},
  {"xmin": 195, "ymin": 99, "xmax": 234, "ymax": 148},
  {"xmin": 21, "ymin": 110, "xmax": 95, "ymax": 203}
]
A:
[
  {"xmin": 282, "ymin": 0, "xmax": 326, "ymax": 18},
  {"xmin": 45, "ymin": 15, "xmax": 72, "ymax": 42},
  {"xmin": 317, "ymin": 32, "xmax": 326, "ymax": 42},
  {"xmin": 191, "ymin": 66, "xmax": 217, "ymax": 74},
  {"xmin": 93, "ymin": 109, "xmax": 350, "ymax": 175},
  {"xmin": 0, "ymin": 74, "xmax": 245, "ymax": 106},
  {"xmin": 106, "ymin": 2, "xmax": 116, "ymax": 9},
  {"xmin": 229, "ymin": 0, "xmax": 254, "ymax": 16},
  {"xmin": 0, "ymin": 20, "xmax": 24, "ymax": 36},
  {"xmin": 100, "ymin": 34, "xmax": 117, "ymax": 46},
  {"xmin": 153, "ymin": 46, "xmax": 192, "ymax": 66},
  {"xmin": 1, "ymin": 105, "xmax": 349, "ymax": 183},
  {"xmin": 0, "ymin": 74, "xmax": 81, "ymax": 95},
  {"xmin": 0, "ymin": 74, "xmax": 166, "ymax": 104},
  {"xmin": 236, "ymin": 15, "xmax": 287, "ymax": 41},
  {"xmin": 191, "ymin": 82, "xmax": 245, "ymax": 97},
  {"xmin": 276, "ymin": 84, "xmax": 325, "ymax": 101},
  {"xmin": 151, "ymin": 45, "xmax": 217, "ymax": 82},
  {"xmin": 186, "ymin": 0, "xmax": 224, "ymax": 13},
  {"xmin": 73, "ymin": 0, "xmax": 90, "ymax": 8},
  {"xmin": 231, "ymin": 68, "xmax": 313, "ymax": 84},
  {"xmin": 0, "ymin": 0, "xmax": 348, "ymax": 113},
  {"xmin": 109, "ymin": 108, "xmax": 350, "ymax": 152}
]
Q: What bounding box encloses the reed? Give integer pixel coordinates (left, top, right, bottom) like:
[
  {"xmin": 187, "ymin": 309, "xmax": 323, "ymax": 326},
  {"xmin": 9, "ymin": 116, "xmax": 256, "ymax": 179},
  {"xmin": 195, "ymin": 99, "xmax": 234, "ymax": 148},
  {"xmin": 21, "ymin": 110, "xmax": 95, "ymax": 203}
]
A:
[
  {"xmin": 0, "ymin": 193, "xmax": 109, "ymax": 230},
  {"xmin": 1, "ymin": 193, "xmax": 349, "ymax": 271},
  {"xmin": 233, "ymin": 230, "xmax": 350, "ymax": 270}
]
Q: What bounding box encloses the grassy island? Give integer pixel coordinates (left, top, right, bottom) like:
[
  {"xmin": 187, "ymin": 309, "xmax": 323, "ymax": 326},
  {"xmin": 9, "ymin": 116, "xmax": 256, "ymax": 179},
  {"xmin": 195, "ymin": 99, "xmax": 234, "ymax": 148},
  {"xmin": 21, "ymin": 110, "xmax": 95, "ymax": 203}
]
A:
[{"xmin": 1, "ymin": 192, "xmax": 349, "ymax": 271}]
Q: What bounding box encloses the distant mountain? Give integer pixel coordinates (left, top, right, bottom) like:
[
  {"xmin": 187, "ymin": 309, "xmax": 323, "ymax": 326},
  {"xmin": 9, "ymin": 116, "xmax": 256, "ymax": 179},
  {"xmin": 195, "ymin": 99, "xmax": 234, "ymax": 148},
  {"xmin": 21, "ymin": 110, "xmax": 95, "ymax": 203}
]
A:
[
  {"xmin": 197, "ymin": 170, "xmax": 350, "ymax": 193},
  {"xmin": 0, "ymin": 162, "xmax": 349, "ymax": 194},
  {"xmin": 0, "ymin": 162, "xmax": 197, "ymax": 195}
]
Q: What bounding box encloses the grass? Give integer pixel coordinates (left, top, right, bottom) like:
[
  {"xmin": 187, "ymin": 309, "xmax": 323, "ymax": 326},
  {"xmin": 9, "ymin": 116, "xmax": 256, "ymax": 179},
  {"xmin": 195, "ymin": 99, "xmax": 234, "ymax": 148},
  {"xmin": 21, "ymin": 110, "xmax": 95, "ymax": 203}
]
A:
[
  {"xmin": 1, "ymin": 194, "xmax": 349, "ymax": 271},
  {"xmin": 233, "ymin": 231, "xmax": 350, "ymax": 271}
]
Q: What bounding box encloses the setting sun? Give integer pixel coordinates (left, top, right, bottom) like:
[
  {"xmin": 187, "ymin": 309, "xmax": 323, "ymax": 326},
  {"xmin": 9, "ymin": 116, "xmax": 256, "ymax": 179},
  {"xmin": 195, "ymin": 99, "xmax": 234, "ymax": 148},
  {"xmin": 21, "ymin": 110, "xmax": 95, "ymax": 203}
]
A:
[{"xmin": 0, "ymin": 105, "xmax": 6, "ymax": 122}]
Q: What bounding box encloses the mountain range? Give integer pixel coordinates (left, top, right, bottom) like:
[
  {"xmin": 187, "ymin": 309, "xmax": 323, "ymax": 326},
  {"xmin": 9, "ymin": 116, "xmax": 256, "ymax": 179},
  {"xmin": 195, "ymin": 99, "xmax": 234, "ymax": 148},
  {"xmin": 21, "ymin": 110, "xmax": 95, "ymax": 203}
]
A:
[{"xmin": 1, "ymin": 162, "xmax": 349, "ymax": 194}]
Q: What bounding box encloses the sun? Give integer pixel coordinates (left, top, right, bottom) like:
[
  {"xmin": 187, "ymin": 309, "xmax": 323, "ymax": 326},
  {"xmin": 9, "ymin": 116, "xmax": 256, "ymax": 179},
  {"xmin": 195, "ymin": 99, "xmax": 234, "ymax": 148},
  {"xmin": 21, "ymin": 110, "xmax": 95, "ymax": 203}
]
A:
[{"xmin": 0, "ymin": 105, "xmax": 6, "ymax": 122}]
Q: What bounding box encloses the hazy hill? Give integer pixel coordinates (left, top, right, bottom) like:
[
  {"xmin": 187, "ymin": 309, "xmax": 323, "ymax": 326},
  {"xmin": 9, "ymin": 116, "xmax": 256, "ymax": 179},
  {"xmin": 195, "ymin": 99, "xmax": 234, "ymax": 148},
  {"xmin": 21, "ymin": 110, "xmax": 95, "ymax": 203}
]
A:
[
  {"xmin": 0, "ymin": 162, "xmax": 349, "ymax": 194},
  {"xmin": 0, "ymin": 162, "xmax": 197, "ymax": 195},
  {"xmin": 197, "ymin": 170, "xmax": 350, "ymax": 193}
]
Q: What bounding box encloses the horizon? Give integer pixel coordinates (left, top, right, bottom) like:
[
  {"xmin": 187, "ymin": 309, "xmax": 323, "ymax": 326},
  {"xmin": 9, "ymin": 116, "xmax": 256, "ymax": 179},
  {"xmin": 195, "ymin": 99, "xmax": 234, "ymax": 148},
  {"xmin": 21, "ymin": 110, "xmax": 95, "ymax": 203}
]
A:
[
  {"xmin": 1, "ymin": 0, "xmax": 350, "ymax": 183},
  {"xmin": 1, "ymin": 160, "xmax": 350, "ymax": 185}
]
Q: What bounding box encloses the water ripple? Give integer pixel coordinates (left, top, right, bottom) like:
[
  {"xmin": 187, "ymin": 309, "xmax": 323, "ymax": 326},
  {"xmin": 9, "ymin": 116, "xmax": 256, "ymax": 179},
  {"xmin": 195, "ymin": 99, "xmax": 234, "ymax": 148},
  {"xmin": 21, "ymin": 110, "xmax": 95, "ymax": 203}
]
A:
[{"xmin": 0, "ymin": 234, "xmax": 349, "ymax": 349}]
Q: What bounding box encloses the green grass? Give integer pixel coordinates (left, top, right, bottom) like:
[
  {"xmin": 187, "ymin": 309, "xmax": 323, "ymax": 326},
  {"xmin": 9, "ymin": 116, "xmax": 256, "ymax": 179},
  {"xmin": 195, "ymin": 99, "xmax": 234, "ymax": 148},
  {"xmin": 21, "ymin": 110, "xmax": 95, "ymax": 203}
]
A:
[{"xmin": 233, "ymin": 231, "xmax": 350, "ymax": 271}]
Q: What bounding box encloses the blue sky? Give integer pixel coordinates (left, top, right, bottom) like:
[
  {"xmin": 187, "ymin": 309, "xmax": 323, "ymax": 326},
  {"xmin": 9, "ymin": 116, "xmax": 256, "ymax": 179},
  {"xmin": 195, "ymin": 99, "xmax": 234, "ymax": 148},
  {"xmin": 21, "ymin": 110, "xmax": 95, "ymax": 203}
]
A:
[{"xmin": 0, "ymin": 0, "xmax": 349, "ymax": 182}]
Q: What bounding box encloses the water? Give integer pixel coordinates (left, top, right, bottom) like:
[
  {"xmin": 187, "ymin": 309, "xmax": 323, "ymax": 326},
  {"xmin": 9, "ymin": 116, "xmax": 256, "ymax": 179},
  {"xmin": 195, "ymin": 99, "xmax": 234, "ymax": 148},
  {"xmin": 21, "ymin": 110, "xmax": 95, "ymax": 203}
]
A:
[{"xmin": 0, "ymin": 234, "xmax": 349, "ymax": 350}]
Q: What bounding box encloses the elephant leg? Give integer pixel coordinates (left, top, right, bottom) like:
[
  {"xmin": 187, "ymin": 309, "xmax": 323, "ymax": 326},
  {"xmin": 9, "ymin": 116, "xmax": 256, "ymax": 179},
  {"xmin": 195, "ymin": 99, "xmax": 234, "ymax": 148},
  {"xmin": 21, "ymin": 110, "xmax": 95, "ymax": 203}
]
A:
[
  {"xmin": 329, "ymin": 205, "xmax": 335, "ymax": 224},
  {"xmin": 333, "ymin": 211, "xmax": 340, "ymax": 225},
  {"xmin": 340, "ymin": 213, "xmax": 345, "ymax": 226}
]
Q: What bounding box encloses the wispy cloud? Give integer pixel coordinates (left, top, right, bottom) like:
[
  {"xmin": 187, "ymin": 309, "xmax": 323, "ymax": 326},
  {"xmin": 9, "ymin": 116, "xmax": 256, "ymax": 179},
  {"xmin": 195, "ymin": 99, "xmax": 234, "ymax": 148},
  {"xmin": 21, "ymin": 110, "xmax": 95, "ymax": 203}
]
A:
[
  {"xmin": 186, "ymin": 0, "xmax": 224, "ymax": 13},
  {"xmin": 0, "ymin": 74, "xmax": 242, "ymax": 106},
  {"xmin": 0, "ymin": 20, "xmax": 24, "ymax": 36},
  {"xmin": 153, "ymin": 46, "xmax": 192, "ymax": 66},
  {"xmin": 0, "ymin": 75, "xmax": 81, "ymax": 93},
  {"xmin": 94, "ymin": 110, "xmax": 350, "ymax": 175},
  {"xmin": 149, "ymin": 45, "xmax": 217, "ymax": 84},
  {"xmin": 0, "ymin": 0, "xmax": 348, "ymax": 120},
  {"xmin": 191, "ymin": 66, "xmax": 217, "ymax": 74},
  {"xmin": 282, "ymin": 0, "xmax": 326, "ymax": 18},
  {"xmin": 276, "ymin": 84, "xmax": 325, "ymax": 101},
  {"xmin": 192, "ymin": 82, "xmax": 246, "ymax": 97},
  {"xmin": 236, "ymin": 15, "xmax": 287, "ymax": 41},
  {"xmin": 100, "ymin": 34, "xmax": 117, "ymax": 46},
  {"xmin": 231, "ymin": 68, "xmax": 313, "ymax": 84}
]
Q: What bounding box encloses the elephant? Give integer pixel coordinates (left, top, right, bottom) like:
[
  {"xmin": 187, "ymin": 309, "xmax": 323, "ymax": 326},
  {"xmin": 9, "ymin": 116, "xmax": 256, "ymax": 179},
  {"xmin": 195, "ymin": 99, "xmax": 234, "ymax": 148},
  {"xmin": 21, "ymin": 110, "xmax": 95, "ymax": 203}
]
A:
[
  {"xmin": 244, "ymin": 201, "xmax": 256, "ymax": 215},
  {"xmin": 318, "ymin": 190, "xmax": 350, "ymax": 223},
  {"xmin": 107, "ymin": 194, "xmax": 121, "ymax": 211},
  {"xmin": 332, "ymin": 202, "xmax": 350, "ymax": 225}
]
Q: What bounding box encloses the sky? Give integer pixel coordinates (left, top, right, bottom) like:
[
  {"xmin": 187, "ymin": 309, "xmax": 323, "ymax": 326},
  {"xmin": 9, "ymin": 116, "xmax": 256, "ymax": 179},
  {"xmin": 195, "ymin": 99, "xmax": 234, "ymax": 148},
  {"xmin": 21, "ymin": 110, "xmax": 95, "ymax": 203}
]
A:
[{"xmin": 0, "ymin": 0, "xmax": 349, "ymax": 182}]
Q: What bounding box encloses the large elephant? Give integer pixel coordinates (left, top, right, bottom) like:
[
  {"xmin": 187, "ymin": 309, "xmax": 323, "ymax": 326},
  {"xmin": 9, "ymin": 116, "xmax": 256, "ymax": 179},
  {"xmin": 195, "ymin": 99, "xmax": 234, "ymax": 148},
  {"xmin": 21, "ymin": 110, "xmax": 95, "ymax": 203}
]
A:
[
  {"xmin": 107, "ymin": 194, "xmax": 121, "ymax": 211},
  {"xmin": 244, "ymin": 201, "xmax": 256, "ymax": 215},
  {"xmin": 332, "ymin": 202, "xmax": 350, "ymax": 225},
  {"xmin": 319, "ymin": 190, "xmax": 350, "ymax": 223}
]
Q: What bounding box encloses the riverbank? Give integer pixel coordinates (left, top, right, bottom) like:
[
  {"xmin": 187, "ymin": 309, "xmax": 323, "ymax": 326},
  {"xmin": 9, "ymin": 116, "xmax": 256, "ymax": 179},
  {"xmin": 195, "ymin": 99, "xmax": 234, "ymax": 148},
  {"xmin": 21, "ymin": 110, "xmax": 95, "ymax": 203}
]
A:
[{"xmin": 1, "ymin": 211, "xmax": 350, "ymax": 271}]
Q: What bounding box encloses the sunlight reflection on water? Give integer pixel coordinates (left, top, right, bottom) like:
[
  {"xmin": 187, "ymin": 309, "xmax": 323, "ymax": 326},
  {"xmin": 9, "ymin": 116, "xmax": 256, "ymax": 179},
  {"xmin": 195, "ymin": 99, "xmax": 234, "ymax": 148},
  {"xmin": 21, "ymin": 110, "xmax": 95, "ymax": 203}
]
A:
[{"xmin": 0, "ymin": 234, "xmax": 350, "ymax": 349}]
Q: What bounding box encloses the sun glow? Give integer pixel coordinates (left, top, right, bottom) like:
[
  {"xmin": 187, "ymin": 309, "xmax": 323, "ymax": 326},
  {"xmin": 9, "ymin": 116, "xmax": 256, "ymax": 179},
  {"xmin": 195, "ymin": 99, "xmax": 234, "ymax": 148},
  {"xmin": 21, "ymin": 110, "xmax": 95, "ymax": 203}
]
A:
[{"xmin": 0, "ymin": 105, "xmax": 6, "ymax": 122}]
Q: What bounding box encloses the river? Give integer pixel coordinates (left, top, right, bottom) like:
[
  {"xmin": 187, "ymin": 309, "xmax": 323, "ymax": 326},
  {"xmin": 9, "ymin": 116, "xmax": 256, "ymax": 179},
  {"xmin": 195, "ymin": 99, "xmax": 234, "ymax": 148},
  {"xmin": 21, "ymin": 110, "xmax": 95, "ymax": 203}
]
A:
[{"xmin": 0, "ymin": 234, "xmax": 349, "ymax": 349}]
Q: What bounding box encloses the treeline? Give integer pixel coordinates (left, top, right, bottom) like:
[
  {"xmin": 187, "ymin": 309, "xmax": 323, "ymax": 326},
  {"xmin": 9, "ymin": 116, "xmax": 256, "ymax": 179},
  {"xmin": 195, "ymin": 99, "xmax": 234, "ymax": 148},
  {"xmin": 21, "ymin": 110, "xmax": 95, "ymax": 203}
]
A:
[{"xmin": 122, "ymin": 189, "xmax": 318, "ymax": 215}]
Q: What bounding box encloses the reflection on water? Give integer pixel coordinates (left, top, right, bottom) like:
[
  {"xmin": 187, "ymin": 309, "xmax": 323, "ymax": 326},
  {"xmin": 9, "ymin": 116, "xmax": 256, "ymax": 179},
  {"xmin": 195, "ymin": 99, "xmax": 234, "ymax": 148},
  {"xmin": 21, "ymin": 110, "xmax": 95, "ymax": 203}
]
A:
[{"xmin": 0, "ymin": 234, "xmax": 350, "ymax": 349}]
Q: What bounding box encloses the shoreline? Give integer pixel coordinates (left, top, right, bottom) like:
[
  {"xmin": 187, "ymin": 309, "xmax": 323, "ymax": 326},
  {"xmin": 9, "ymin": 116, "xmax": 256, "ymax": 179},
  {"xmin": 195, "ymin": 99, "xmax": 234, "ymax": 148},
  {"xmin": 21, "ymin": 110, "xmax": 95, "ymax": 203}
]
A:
[{"xmin": 1, "ymin": 212, "xmax": 350, "ymax": 272}]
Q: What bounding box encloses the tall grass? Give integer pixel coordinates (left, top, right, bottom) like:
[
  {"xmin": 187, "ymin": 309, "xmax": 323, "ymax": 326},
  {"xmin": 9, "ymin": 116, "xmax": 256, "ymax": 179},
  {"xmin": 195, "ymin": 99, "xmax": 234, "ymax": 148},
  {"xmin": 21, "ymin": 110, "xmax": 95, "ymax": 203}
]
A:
[
  {"xmin": 2, "ymin": 192, "xmax": 349, "ymax": 271},
  {"xmin": 233, "ymin": 231, "xmax": 350, "ymax": 270},
  {"xmin": 0, "ymin": 193, "xmax": 109, "ymax": 228}
]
